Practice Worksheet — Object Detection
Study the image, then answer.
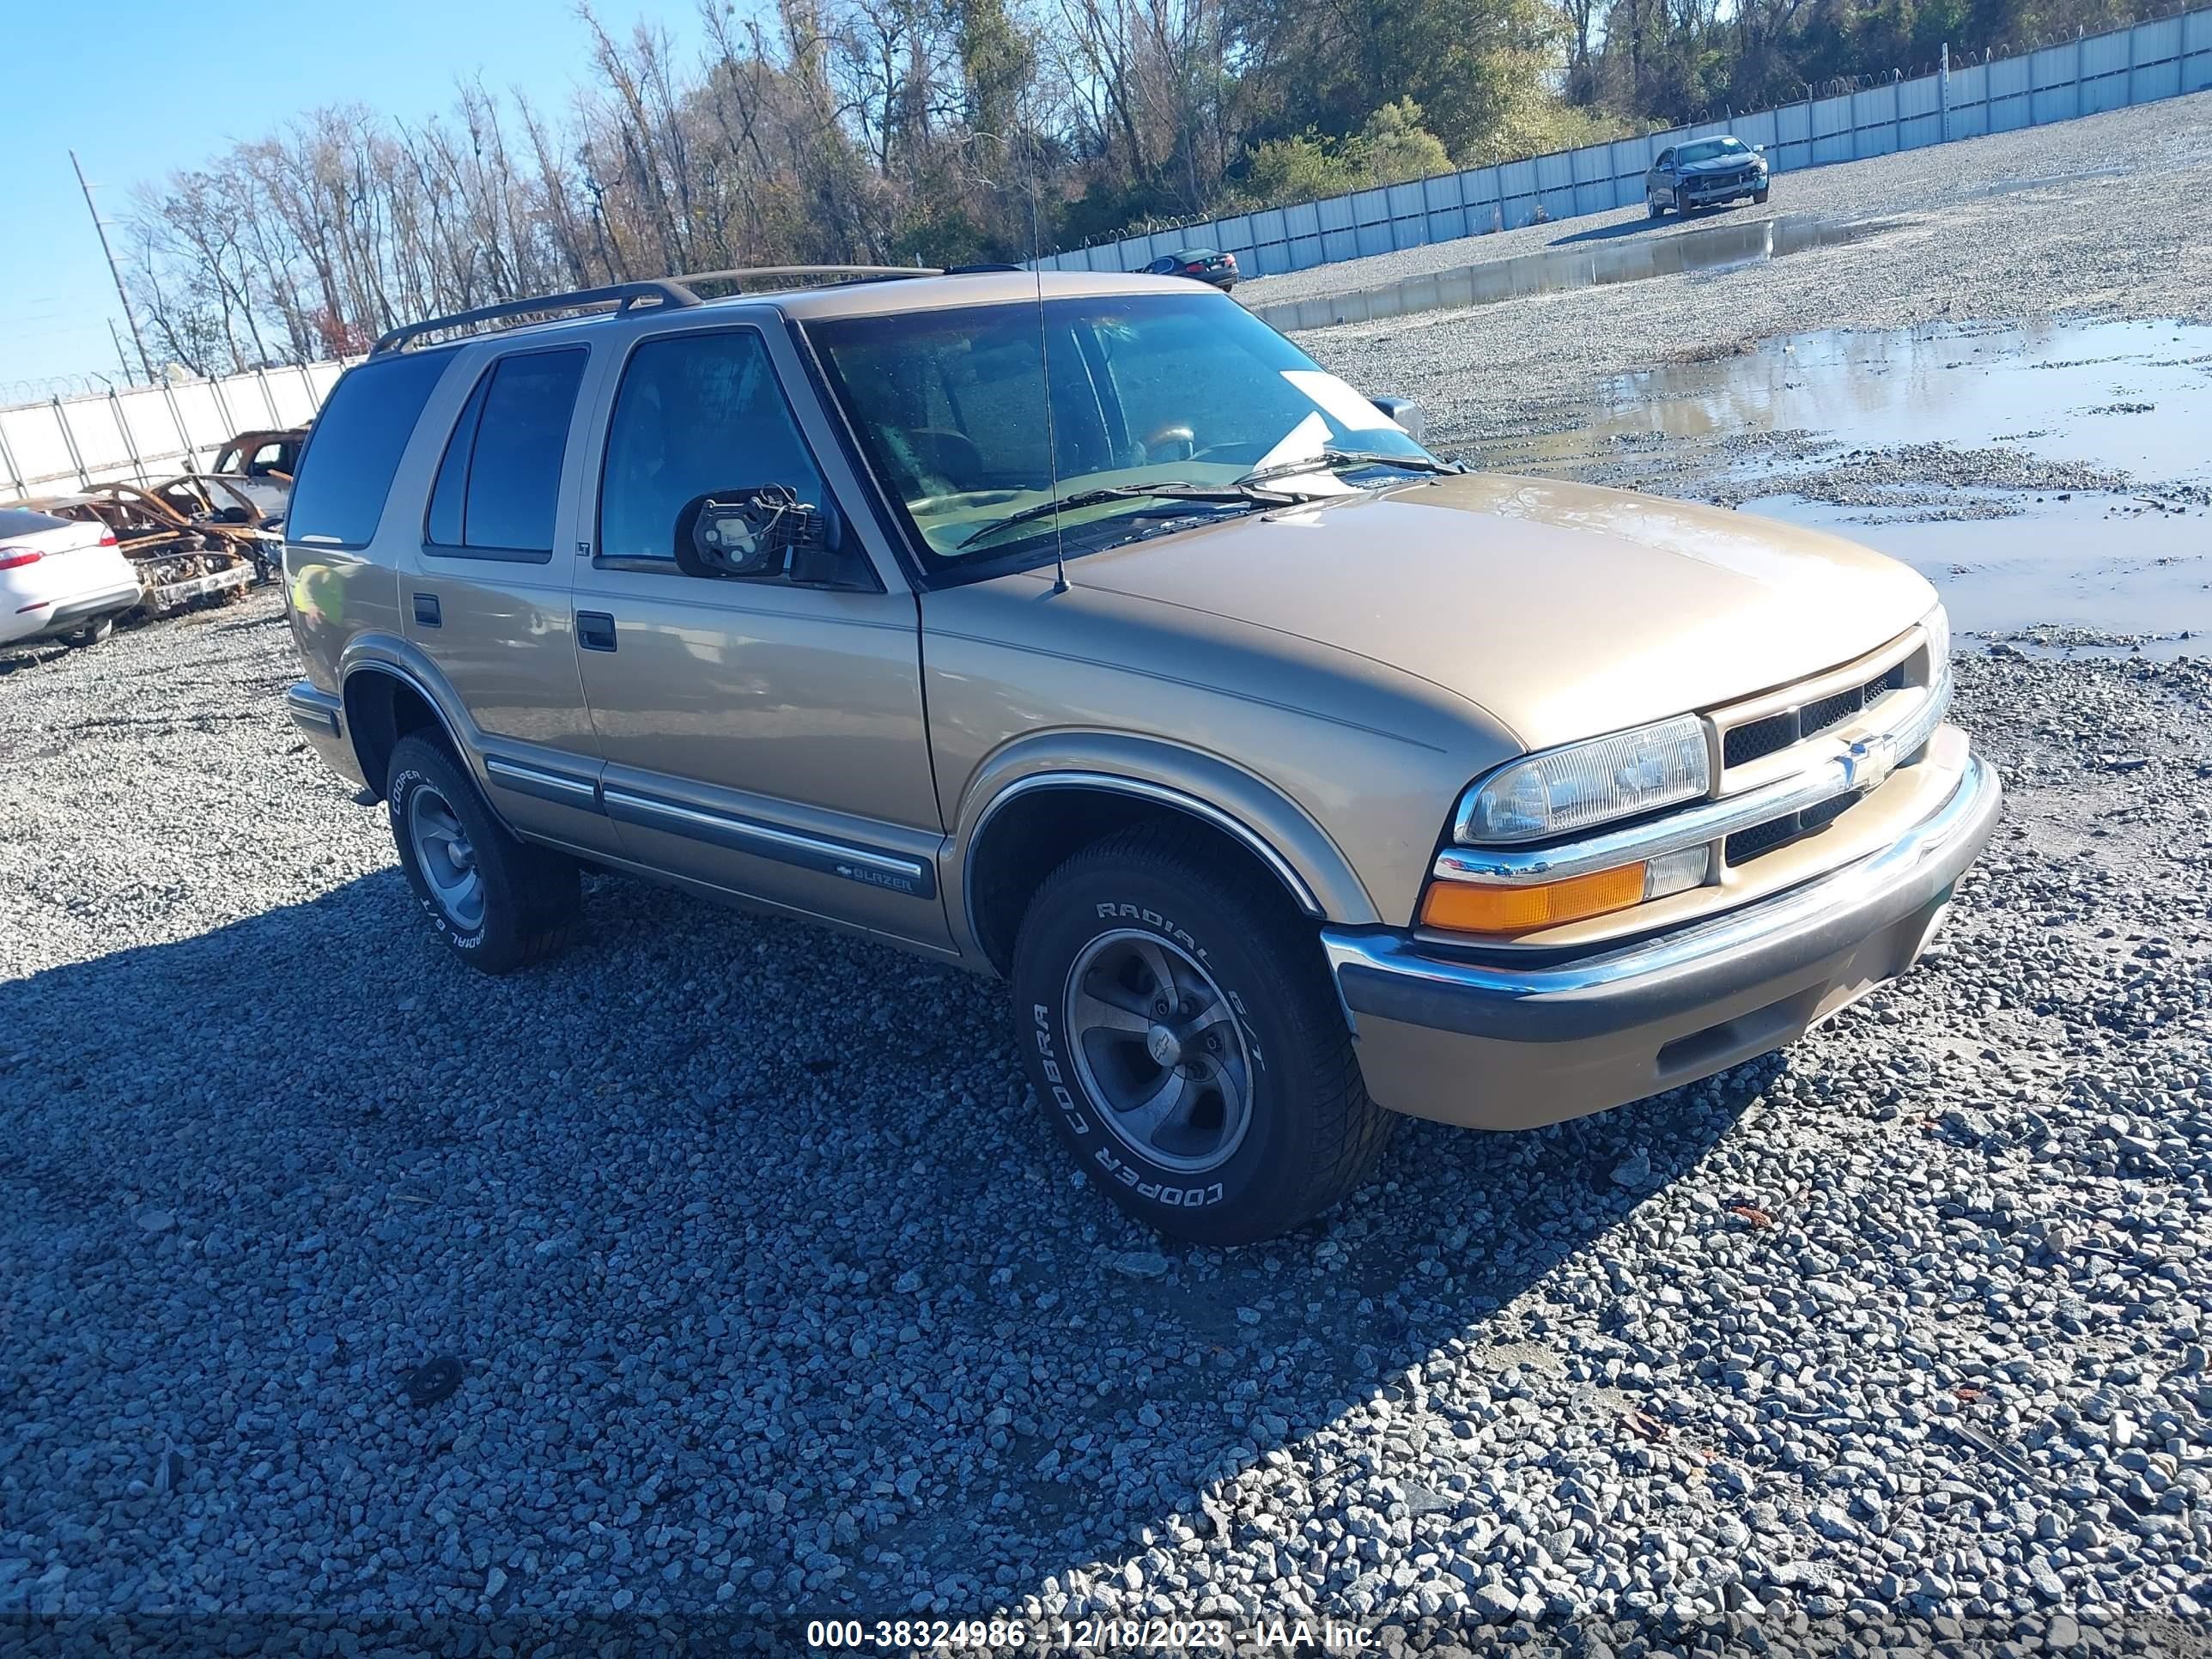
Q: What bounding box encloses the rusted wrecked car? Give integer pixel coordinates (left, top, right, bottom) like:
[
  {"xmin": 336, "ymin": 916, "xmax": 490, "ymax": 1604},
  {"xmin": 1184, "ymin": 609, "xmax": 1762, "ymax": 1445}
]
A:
[{"xmin": 16, "ymin": 479, "xmax": 268, "ymax": 623}]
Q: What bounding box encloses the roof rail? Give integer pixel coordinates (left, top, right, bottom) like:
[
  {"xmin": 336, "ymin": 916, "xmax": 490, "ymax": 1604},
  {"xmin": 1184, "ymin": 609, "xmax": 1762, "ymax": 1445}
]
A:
[
  {"xmin": 671, "ymin": 265, "xmax": 941, "ymax": 292},
  {"xmin": 369, "ymin": 279, "xmax": 699, "ymax": 356}
]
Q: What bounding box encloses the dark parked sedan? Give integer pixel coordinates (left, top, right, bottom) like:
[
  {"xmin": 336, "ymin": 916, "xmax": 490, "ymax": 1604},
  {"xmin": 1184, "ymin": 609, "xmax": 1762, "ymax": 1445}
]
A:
[
  {"xmin": 1135, "ymin": 247, "xmax": 1239, "ymax": 290},
  {"xmin": 1646, "ymin": 136, "xmax": 1771, "ymax": 217}
]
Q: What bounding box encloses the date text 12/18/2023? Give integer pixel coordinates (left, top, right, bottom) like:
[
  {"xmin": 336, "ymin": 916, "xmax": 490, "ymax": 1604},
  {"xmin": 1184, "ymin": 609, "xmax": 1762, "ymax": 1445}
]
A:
[{"xmin": 805, "ymin": 1615, "xmax": 1380, "ymax": 1650}]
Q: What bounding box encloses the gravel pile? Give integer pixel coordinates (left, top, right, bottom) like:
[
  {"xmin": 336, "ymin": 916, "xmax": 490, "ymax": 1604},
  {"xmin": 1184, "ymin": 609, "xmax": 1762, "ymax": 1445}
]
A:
[{"xmin": 3, "ymin": 586, "xmax": 2211, "ymax": 1649}]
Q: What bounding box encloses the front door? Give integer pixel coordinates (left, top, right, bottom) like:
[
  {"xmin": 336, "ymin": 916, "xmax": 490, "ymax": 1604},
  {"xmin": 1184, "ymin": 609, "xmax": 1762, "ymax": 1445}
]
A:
[{"xmin": 568, "ymin": 318, "xmax": 950, "ymax": 951}]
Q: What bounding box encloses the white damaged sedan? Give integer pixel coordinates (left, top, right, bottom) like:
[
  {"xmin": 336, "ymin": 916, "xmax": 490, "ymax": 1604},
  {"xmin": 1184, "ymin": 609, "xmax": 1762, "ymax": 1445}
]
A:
[{"xmin": 0, "ymin": 506, "xmax": 142, "ymax": 649}]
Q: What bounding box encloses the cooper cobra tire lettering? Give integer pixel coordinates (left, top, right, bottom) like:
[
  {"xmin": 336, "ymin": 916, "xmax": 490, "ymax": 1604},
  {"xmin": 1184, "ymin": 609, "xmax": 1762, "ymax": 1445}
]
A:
[
  {"xmin": 392, "ymin": 766, "xmax": 488, "ymax": 947},
  {"xmin": 1014, "ymin": 819, "xmax": 1389, "ymax": 1243}
]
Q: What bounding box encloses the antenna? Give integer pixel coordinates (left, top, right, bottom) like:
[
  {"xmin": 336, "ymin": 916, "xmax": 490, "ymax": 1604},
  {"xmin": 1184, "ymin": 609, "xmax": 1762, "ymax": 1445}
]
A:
[
  {"xmin": 976, "ymin": 123, "xmax": 1068, "ymax": 593},
  {"xmin": 1008, "ymin": 125, "xmax": 1068, "ymax": 594},
  {"xmin": 1034, "ymin": 249, "xmax": 1069, "ymax": 595}
]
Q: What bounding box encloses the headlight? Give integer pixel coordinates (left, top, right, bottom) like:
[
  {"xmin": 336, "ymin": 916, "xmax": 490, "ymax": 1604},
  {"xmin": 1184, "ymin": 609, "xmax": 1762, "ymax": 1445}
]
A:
[
  {"xmin": 1921, "ymin": 601, "xmax": 1949, "ymax": 680},
  {"xmin": 1454, "ymin": 714, "xmax": 1711, "ymax": 844}
]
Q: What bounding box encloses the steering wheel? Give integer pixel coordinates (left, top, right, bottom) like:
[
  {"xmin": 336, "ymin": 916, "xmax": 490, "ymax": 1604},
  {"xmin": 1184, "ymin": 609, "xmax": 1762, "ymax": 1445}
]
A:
[
  {"xmin": 904, "ymin": 427, "xmax": 987, "ymax": 490},
  {"xmin": 1142, "ymin": 422, "xmax": 1196, "ymax": 462}
]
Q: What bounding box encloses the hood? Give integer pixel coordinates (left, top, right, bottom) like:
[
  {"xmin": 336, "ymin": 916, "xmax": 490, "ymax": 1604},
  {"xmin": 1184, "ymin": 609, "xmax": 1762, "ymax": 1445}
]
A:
[
  {"xmin": 1681, "ymin": 153, "xmax": 1759, "ymax": 174},
  {"xmin": 1054, "ymin": 472, "xmax": 1937, "ymax": 752}
]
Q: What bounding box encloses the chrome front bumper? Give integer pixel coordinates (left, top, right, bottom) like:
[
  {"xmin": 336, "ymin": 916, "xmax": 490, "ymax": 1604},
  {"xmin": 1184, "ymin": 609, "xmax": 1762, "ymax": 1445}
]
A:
[{"xmin": 1322, "ymin": 749, "xmax": 2002, "ymax": 1129}]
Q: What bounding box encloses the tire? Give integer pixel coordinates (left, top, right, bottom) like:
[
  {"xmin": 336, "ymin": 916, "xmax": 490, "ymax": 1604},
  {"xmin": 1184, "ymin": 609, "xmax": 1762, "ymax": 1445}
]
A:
[
  {"xmin": 1648, "ymin": 197, "xmax": 1666, "ymax": 219},
  {"xmin": 1674, "ymin": 187, "xmax": 1689, "ymax": 215},
  {"xmin": 1011, "ymin": 821, "xmax": 1393, "ymax": 1245},
  {"xmin": 1753, "ymin": 186, "xmax": 1771, "ymax": 204},
  {"xmin": 64, "ymin": 615, "xmax": 114, "ymax": 648},
  {"xmin": 386, "ymin": 732, "xmax": 580, "ymax": 974}
]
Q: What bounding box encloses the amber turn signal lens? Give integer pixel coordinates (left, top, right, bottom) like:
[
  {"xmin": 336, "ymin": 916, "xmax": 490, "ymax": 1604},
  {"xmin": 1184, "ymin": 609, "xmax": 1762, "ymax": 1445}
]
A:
[{"xmin": 1419, "ymin": 862, "xmax": 1648, "ymax": 935}]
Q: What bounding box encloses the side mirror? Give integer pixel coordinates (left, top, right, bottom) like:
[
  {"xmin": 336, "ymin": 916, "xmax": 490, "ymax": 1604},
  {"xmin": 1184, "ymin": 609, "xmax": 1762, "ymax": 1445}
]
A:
[
  {"xmin": 1753, "ymin": 143, "xmax": 1767, "ymax": 154},
  {"xmin": 673, "ymin": 485, "xmax": 863, "ymax": 586},
  {"xmin": 1370, "ymin": 395, "xmax": 1425, "ymax": 442}
]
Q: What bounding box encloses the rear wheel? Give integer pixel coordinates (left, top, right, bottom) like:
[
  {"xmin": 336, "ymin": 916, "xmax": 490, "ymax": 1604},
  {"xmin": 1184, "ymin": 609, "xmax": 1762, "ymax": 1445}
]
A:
[
  {"xmin": 64, "ymin": 616, "xmax": 114, "ymax": 648},
  {"xmin": 1010, "ymin": 821, "xmax": 1392, "ymax": 1245},
  {"xmin": 386, "ymin": 732, "xmax": 580, "ymax": 974}
]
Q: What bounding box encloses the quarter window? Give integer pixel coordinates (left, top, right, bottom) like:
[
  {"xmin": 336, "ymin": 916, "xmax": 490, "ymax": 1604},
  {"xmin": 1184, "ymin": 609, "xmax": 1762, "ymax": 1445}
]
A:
[
  {"xmin": 288, "ymin": 350, "xmax": 454, "ymax": 548},
  {"xmin": 425, "ymin": 347, "xmax": 587, "ymax": 558},
  {"xmin": 597, "ymin": 330, "xmax": 826, "ymax": 574}
]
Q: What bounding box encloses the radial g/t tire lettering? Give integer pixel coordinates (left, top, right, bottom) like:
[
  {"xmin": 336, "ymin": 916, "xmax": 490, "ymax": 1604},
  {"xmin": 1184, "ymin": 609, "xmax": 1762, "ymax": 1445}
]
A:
[{"xmin": 1012, "ymin": 820, "xmax": 1393, "ymax": 1245}]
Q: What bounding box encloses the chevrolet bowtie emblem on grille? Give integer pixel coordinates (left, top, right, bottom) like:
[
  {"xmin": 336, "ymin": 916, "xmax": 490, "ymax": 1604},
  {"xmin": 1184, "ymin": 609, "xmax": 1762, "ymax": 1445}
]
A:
[{"xmin": 1842, "ymin": 733, "xmax": 1899, "ymax": 791}]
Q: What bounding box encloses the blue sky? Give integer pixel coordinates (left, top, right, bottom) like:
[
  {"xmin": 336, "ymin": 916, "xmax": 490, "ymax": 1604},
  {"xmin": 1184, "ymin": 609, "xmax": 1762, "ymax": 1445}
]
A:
[{"xmin": 1, "ymin": 0, "xmax": 702, "ymax": 395}]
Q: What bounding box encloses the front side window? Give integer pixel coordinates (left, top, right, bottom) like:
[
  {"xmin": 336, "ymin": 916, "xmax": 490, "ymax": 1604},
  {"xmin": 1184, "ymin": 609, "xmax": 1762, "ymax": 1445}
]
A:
[
  {"xmin": 597, "ymin": 329, "xmax": 826, "ymax": 574},
  {"xmin": 806, "ymin": 290, "xmax": 1434, "ymax": 573},
  {"xmin": 425, "ymin": 347, "xmax": 587, "ymax": 558},
  {"xmin": 289, "ymin": 350, "xmax": 455, "ymax": 547}
]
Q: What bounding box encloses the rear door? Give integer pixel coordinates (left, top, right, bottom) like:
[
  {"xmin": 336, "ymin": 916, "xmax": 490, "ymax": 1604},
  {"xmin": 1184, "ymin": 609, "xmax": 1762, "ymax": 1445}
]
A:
[
  {"xmin": 567, "ymin": 316, "xmax": 949, "ymax": 951},
  {"xmin": 400, "ymin": 343, "xmax": 617, "ymax": 854}
]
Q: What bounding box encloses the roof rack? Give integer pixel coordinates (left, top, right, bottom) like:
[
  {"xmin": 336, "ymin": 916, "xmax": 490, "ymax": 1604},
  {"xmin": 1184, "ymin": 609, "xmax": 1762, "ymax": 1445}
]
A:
[
  {"xmin": 371, "ymin": 280, "xmax": 698, "ymax": 356},
  {"xmin": 670, "ymin": 264, "xmax": 940, "ymax": 292},
  {"xmin": 371, "ymin": 265, "xmax": 965, "ymax": 356}
]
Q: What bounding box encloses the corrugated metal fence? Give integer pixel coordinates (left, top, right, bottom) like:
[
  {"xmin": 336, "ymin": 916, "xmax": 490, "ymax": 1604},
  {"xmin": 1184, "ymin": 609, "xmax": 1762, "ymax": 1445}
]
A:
[
  {"xmin": 0, "ymin": 362, "xmax": 349, "ymax": 506},
  {"xmin": 1036, "ymin": 6, "xmax": 2212, "ymax": 276},
  {"xmin": 3, "ymin": 3, "xmax": 2206, "ymax": 496}
]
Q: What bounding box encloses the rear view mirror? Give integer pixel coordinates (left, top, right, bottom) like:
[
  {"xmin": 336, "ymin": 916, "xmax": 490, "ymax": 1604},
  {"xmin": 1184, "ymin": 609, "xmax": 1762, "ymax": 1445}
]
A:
[
  {"xmin": 674, "ymin": 485, "xmax": 860, "ymax": 585},
  {"xmin": 1370, "ymin": 395, "xmax": 1425, "ymax": 442}
]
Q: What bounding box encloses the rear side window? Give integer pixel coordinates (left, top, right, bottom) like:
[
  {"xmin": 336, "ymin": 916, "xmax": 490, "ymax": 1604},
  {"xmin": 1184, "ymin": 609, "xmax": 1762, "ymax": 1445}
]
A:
[
  {"xmin": 426, "ymin": 347, "xmax": 587, "ymax": 559},
  {"xmin": 288, "ymin": 351, "xmax": 454, "ymax": 547}
]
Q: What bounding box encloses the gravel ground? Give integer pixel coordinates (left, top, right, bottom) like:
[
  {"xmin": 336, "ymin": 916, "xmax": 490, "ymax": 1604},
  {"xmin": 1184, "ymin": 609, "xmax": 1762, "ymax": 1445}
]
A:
[
  {"xmin": 3, "ymin": 605, "xmax": 2211, "ymax": 1650},
  {"xmin": 1271, "ymin": 91, "xmax": 2212, "ymax": 507},
  {"xmin": 5, "ymin": 94, "xmax": 2212, "ymax": 1654}
]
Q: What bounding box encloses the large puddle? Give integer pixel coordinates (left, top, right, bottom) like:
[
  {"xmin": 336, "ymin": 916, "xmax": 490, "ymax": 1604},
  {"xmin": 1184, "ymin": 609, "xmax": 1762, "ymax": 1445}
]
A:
[
  {"xmin": 1486, "ymin": 319, "xmax": 2212, "ymax": 655},
  {"xmin": 1249, "ymin": 213, "xmax": 1905, "ymax": 332}
]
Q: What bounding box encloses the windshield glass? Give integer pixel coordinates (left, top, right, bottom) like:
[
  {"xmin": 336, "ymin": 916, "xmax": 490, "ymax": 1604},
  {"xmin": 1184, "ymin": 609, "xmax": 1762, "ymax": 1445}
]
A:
[
  {"xmin": 1675, "ymin": 137, "xmax": 1749, "ymax": 163},
  {"xmin": 805, "ymin": 290, "xmax": 1434, "ymax": 571}
]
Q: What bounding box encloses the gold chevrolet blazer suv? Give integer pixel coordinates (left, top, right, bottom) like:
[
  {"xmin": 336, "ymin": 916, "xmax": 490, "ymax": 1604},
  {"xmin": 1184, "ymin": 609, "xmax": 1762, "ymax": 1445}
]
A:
[{"xmin": 280, "ymin": 268, "xmax": 2000, "ymax": 1243}]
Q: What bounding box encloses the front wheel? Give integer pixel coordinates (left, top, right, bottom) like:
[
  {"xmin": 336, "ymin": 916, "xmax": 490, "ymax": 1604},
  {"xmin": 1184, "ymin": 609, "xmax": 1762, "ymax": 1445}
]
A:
[
  {"xmin": 386, "ymin": 733, "xmax": 580, "ymax": 974},
  {"xmin": 1011, "ymin": 822, "xmax": 1392, "ymax": 1245},
  {"xmin": 1753, "ymin": 186, "xmax": 1771, "ymax": 204},
  {"xmin": 1648, "ymin": 197, "xmax": 1666, "ymax": 219}
]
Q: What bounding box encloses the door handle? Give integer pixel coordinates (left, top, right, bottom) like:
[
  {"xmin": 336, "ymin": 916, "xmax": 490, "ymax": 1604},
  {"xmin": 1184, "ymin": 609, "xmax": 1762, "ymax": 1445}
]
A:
[
  {"xmin": 412, "ymin": 592, "xmax": 441, "ymax": 628},
  {"xmin": 576, "ymin": 611, "xmax": 617, "ymax": 653}
]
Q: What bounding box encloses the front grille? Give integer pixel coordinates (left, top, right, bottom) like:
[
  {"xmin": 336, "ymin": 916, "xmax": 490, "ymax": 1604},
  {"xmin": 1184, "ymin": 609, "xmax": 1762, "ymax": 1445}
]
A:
[
  {"xmin": 1723, "ymin": 661, "xmax": 1909, "ymax": 769},
  {"xmin": 1725, "ymin": 789, "xmax": 1863, "ymax": 866}
]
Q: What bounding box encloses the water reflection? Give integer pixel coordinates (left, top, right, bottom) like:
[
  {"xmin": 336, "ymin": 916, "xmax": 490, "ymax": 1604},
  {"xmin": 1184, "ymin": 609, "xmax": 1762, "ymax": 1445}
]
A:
[{"xmin": 1250, "ymin": 215, "xmax": 1908, "ymax": 332}]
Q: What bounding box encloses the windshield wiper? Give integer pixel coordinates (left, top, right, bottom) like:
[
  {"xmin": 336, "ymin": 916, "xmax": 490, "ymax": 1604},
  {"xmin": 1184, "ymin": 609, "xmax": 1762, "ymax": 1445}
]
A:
[
  {"xmin": 954, "ymin": 482, "xmax": 1298, "ymax": 550},
  {"xmin": 1234, "ymin": 449, "xmax": 1467, "ymax": 489}
]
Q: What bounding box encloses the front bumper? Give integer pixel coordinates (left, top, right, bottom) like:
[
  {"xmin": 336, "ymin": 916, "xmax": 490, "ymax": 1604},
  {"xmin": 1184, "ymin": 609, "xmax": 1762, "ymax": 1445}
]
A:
[
  {"xmin": 1323, "ymin": 748, "xmax": 2002, "ymax": 1129},
  {"xmin": 1680, "ymin": 173, "xmax": 1764, "ymax": 203}
]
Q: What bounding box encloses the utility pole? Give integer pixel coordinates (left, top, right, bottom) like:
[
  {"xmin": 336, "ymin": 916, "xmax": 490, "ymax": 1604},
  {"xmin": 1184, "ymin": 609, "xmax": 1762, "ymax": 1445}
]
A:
[
  {"xmin": 70, "ymin": 149, "xmax": 154, "ymax": 385},
  {"xmin": 107, "ymin": 319, "xmax": 135, "ymax": 384}
]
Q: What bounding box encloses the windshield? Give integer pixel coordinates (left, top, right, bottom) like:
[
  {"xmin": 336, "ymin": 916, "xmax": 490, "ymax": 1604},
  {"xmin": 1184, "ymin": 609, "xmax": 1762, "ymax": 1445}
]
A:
[
  {"xmin": 805, "ymin": 290, "xmax": 1435, "ymax": 571},
  {"xmin": 1675, "ymin": 137, "xmax": 1749, "ymax": 163}
]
